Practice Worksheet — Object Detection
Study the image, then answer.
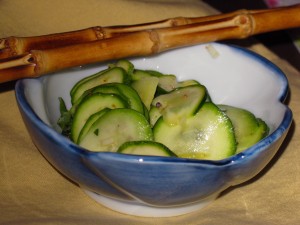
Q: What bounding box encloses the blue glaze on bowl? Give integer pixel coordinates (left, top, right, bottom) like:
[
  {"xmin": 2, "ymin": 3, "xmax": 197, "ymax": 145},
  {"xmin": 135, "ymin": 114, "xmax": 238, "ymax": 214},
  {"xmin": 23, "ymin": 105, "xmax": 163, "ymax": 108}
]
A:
[{"xmin": 15, "ymin": 43, "xmax": 293, "ymax": 216}]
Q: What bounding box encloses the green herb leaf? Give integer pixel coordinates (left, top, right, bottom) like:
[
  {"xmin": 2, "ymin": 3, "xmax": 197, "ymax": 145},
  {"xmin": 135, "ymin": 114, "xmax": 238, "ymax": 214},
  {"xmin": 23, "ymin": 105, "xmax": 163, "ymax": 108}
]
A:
[{"xmin": 57, "ymin": 97, "xmax": 73, "ymax": 137}]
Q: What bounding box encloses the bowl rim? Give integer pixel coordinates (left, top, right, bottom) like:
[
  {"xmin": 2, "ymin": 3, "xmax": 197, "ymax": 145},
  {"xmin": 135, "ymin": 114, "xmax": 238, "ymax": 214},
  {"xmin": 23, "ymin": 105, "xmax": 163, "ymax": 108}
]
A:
[{"xmin": 15, "ymin": 43, "xmax": 293, "ymax": 166}]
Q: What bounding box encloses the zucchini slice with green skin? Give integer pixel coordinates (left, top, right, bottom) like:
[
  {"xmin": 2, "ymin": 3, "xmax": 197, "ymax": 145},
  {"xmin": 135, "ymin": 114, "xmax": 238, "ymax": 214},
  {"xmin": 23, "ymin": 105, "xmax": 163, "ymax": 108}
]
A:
[
  {"xmin": 131, "ymin": 76, "xmax": 159, "ymax": 110},
  {"xmin": 144, "ymin": 70, "xmax": 178, "ymax": 94},
  {"xmin": 112, "ymin": 59, "xmax": 135, "ymax": 75},
  {"xmin": 153, "ymin": 102, "xmax": 236, "ymax": 160},
  {"xmin": 157, "ymin": 74, "xmax": 178, "ymax": 93},
  {"xmin": 131, "ymin": 70, "xmax": 177, "ymax": 94},
  {"xmin": 71, "ymin": 59, "xmax": 133, "ymax": 99},
  {"xmin": 78, "ymin": 108, "xmax": 153, "ymax": 152},
  {"xmin": 218, "ymin": 104, "xmax": 269, "ymax": 153},
  {"xmin": 77, "ymin": 108, "xmax": 110, "ymax": 144},
  {"xmin": 117, "ymin": 141, "xmax": 177, "ymax": 157},
  {"xmin": 176, "ymin": 80, "xmax": 211, "ymax": 102},
  {"xmin": 152, "ymin": 84, "xmax": 207, "ymax": 125},
  {"xmin": 73, "ymin": 83, "xmax": 144, "ymax": 115},
  {"xmin": 130, "ymin": 69, "xmax": 155, "ymax": 81},
  {"xmin": 71, "ymin": 67, "xmax": 130, "ymax": 104},
  {"xmin": 71, "ymin": 93, "xmax": 127, "ymax": 143},
  {"xmin": 70, "ymin": 68, "xmax": 109, "ymax": 99},
  {"xmin": 142, "ymin": 103, "xmax": 150, "ymax": 122},
  {"xmin": 149, "ymin": 106, "xmax": 162, "ymax": 127},
  {"xmin": 70, "ymin": 83, "xmax": 145, "ymax": 117},
  {"xmin": 144, "ymin": 70, "xmax": 164, "ymax": 77},
  {"xmin": 177, "ymin": 79, "xmax": 200, "ymax": 88},
  {"xmin": 70, "ymin": 83, "xmax": 123, "ymax": 115},
  {"xmin": 104, "ymin": 83, "xmax": 144, "ymax": 114}
]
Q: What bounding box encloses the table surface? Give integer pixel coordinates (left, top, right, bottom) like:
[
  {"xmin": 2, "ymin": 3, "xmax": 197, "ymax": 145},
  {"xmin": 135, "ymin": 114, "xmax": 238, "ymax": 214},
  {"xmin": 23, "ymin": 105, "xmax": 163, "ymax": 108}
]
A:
[{"xmin": 0, "ymin": 1, "xmax": 300, "ymax": 224}]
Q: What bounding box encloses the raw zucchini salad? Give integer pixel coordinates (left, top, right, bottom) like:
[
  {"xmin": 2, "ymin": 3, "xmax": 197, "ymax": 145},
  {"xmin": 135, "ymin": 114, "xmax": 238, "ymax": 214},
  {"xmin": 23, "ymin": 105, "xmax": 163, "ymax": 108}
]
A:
[{"xmin": 58, "ymin": 60, "xmax": 269, "ymax": 160}]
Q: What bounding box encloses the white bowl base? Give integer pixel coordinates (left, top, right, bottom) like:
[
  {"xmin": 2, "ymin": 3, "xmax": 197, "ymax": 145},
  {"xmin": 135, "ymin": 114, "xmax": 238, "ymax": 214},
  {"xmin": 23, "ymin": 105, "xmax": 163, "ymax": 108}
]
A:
[{"xmin": 83, "ymin": 189, "xmax": 217, "ymax": 217}]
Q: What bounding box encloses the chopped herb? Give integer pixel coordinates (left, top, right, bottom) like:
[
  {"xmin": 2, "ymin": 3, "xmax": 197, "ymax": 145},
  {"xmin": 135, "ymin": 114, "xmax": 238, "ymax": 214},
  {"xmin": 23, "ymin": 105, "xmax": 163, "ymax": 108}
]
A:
[
  {"xmin": 94, "ymin": 129, "xmax": 99, "ymax": 136},
  {"xmin": 57, "ymin": 97, "xmax": 72, "ymax": 137}
]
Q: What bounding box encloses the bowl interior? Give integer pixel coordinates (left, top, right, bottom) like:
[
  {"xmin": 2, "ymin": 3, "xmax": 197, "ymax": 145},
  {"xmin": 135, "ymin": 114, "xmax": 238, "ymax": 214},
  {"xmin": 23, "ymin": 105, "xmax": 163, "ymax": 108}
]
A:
[{"xmin": 25, "ymin": 43, "xmax": 288, "ymax": 135}]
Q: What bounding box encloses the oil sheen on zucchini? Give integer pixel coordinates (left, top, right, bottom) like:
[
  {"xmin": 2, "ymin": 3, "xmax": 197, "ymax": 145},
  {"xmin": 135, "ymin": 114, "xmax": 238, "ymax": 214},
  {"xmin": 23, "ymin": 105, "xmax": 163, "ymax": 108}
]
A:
[{"xmin": 153, "ymin": 102, "xmax": 236, "ymax": 160}]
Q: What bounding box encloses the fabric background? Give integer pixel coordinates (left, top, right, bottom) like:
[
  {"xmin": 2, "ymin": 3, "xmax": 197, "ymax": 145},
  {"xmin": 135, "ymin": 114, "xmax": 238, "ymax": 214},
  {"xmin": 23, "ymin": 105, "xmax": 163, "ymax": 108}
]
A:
[{"xmin": 0, "ymin": 0, "xmax": 299, "ymax": 224}]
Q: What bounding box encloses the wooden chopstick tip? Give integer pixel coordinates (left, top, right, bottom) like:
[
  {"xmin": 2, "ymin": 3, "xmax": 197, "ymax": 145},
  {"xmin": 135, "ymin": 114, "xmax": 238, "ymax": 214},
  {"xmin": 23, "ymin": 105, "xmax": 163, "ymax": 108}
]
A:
[
  {"xmin": 0, "ymin": 39, "xmax": 6, "ymax": 49},
  {"xmin": 0, "ymin": 53, "xmax": 35, "ymax": 70}
]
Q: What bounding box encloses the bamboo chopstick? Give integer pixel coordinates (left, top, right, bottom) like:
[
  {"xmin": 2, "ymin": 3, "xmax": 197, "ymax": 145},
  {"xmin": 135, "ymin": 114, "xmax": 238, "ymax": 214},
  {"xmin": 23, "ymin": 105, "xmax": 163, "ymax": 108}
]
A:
[
  {"xmin": 0, "ymin": 9, "xmax": 251, "ymax": 59},
  {"xmin": 0, "ymin": 4, "xmax": 300, "ymax": 84}
]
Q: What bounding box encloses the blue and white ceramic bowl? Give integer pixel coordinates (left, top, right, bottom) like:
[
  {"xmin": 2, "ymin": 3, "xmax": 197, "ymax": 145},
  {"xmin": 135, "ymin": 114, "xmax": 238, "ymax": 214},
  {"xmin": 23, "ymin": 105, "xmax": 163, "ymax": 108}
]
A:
[{"xmin": 15, "ymin": 43, "xmax": 292, "ymax": 217}]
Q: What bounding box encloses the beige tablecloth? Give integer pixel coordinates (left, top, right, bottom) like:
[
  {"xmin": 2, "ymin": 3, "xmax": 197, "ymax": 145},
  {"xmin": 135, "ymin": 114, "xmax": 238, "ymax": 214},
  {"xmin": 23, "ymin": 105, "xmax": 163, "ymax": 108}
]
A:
[{"xmin": 0, "ymin": 1, "xmax": 299, "ymax": 224}]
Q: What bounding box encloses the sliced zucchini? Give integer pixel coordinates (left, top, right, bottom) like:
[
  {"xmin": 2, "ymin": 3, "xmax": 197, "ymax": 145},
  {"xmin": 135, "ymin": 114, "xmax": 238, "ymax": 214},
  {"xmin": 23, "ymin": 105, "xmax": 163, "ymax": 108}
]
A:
[
  {"xmin": 153, "ymin": 102, "xmax": 236, "ymax": 160},
  {"xmin": 70, "ymin": 68, "xmax": 109, "ymax": 99},
  {"xmin": 92, "ymin": 83, "xmax": 144, "ymax": 114},
  {"xmin": 131, "ymin": 70, "xmax": 177, "ymax": 94},
  {"xmin": 117, "ymin": 141, "xmax": 176, "ymax": 157},
  {"xmin": 218, "ymin": 105, "xmax": 269, "ymax": 153},
  {"xmin": 70, "ymin": 83, "xmax": 122, "ymax": 115},
  {"xmin": 131, "ymin": 69, "xmax": 153, "ymax": 81},
  {"xmin": 151, "ymin": 84, "xmax": 206, "ymax": 125},
  {"xmin": 149, "ymin": 106, "xmax": 162, "ymax": 127},
  {"xmin": 144, "ymin": 70, "xmax": 164, "ymax": 77},
  {"xmin": 79, "ymin": 108, "xmax": 153, "ymax": 152},
  {"xmin": 71, "ymin": 67, "xmax": 130, "ymax": 104},
  {"xmin": 157, "ymin": 74, "xmax": 177, "ymax": 93},
  {"xmin": 110, "ymin": 59, "xmax": 134, "ymax": 75},
  {"xmin": 59, "ymin": 60, "xmax": 270, "ymax": 160},
  {"xmin": 77, "ymin": 108, "xmax": 110, "ymax": 144},
  {"xmin": 71, "ymin": 82, "xmax": 144, "ymax": 115},
  {"xmin": 177, "ymin": 79, "xmax": 200, "ymax": 88},
  {"xmin": 142, "ymin": 103, "xmax": 150, "ymax": 122},
  {"xmin": 131, "ymin": 76, "xmax": 159, "ymax": 110},
  {"xmin": 71, "ymin": 93, "xmax": 127, "ymax": 143},
  {"xmin": 177, "ymin": 80, "xmax": 212, "ymax": 102}
]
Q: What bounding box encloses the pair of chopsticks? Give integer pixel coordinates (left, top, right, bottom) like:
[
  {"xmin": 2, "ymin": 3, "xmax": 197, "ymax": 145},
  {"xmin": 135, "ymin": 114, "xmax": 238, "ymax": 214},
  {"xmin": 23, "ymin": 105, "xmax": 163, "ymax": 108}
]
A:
[{"xmin": 1, "ymin": 4, "xmax": 300, "ymax": 83}]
